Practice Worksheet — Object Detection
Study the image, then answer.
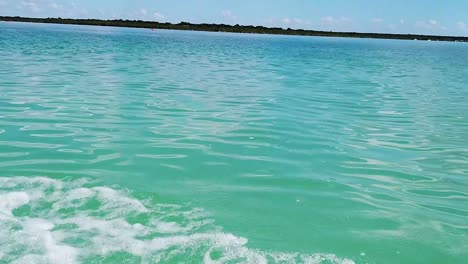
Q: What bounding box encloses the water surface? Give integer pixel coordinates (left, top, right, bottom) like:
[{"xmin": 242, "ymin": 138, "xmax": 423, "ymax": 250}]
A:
[{"xmin": 0, "ymin": 22, "xmax": 467, "ymax": 263}]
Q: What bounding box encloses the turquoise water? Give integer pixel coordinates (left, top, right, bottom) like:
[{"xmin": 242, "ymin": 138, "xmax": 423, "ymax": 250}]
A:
[{"xmin": 0, "ymin": 22, "xmax": 467, "ymax": 264}]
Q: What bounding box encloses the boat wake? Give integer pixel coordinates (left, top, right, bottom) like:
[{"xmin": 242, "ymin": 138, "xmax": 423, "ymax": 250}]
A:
[{"xmin": 0, "ymin": 176, "xmax": 354, "ymax": 264}]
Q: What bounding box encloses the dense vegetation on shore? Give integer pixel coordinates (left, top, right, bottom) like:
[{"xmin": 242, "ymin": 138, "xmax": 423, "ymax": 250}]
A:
[{"xmin": 2, "ymin": 16, "xmax": 468, "ymax": 42}]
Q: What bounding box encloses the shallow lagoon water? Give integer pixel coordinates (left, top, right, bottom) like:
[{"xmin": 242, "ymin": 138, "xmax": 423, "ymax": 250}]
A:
[{"xmin": 0, "ymin": 22, "xmax": 467, "ymax": 263}]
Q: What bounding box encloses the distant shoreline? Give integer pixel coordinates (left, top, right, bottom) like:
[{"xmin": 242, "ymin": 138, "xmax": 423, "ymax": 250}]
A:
[{"xmin": 2, "ymin": 16, "xmax": 468, "ymax": 43}]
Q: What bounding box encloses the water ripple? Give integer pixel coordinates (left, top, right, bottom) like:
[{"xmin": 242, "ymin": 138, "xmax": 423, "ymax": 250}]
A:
[{"xmin": 0, "ymin": 22, "xmax": 467, "ymax": 263}]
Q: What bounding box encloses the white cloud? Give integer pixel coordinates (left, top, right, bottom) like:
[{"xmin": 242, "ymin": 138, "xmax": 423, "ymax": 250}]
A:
[
  {"xmin": 123, "ymin": 8, "xmax": 165, "ymax": 21},
  {"xmin": 321, "ymin": 16, "xmax": 334, "ymax": 24},
  {"xmin": 320, "ymin": 16, "xmax": 352, "ymax": 30},
  {"xmin": 457, "ymin": 21, "xmax": 467, "ymax": 31},
  {"xmin": 370, "ymin": 18, "xmax": 401, "ymax": 33},
  {"xmin": 10, "ymin": 0, "xmax": 91, "ymax": 18},
  {"xmin": 400, "ymin": 19, "xmax": 405, "ymax": 24},
  {"xmin": 221, "ymin": 10, "xmax": 236, "ymax": 20},
  {"xmin": 264, "ymin": 18, "xmax": 275, "ymax": 25},
  {"xmin": 80, "ymin": 7, "xmax": 88, "ymax": 16},
  {"xmin": 415, "ymin": 19, "xmax": 446, "ymax": 31},
  {"xmin": 281, "ymin": 17, "xmax": 305, "ymax": 28},
  {"xmin": 265, "ymin": 17, "xmax": 308, "ymax": 28},
  {"xmin": 293, "ymin": 18, "xmax": 303, "ymax": 25},
  {"xmin": 321, "ymin": 16, "xmax": 352, "ymax": 25},
  {"xmin": 371, "ymin": 18, "xmax": 384, "ymax": 24},
  {"xmin": 20, "ymin": 0, "xmax": 41, "ymax": 13},
  {"xmin": 154, "ymin": 12, "xmax": 164, "ymax": 21},
  {"xmin": 282, "ymin": 17, "xmax": 291, "ymax": 24},
  {"xmin": 50, "ymin": 2, "xmax": 65, "ymax": 11}
]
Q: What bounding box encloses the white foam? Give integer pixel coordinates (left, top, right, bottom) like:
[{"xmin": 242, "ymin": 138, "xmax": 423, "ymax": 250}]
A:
[
  {"xmin": 0, "ymin": 176, "xmax": 59, "ymax": 189},
  {"xmin": 10, "ymin": 254, "xmax": 48, "ymax": 264},
  {"xmin": 23, "ymin": 219, "xmax": 77, "ymax": 264},
  {"xmin": 153, "ymin": 220, "xmax": 185, "ymax": 234},
  {"xmin": 0, "ymin": 176, "xmax": 354, "ymax": 264},
  {"xmin": 0, "ymin": 192, "xmax": 30, "ymax": 217},
  {"xmin": 92, "ymin": 186, "xmax": 148, "ymax": 213}
]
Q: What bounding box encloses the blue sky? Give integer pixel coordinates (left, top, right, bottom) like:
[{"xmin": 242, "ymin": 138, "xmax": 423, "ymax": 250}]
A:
[{"xmin": 1, "ymin": 0, "xmax": 468, "ymax": 36}]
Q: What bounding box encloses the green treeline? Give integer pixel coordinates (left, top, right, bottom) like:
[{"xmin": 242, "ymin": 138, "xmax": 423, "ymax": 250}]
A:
[{"xmin": 1, "ymin": 16, "xmax": 467, "ymax": 42}]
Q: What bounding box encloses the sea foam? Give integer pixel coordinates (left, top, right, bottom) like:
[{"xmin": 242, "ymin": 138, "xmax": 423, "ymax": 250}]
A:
[{"xmin": 0, "ymin": 176, "xmax": 354, "ymax": 264}]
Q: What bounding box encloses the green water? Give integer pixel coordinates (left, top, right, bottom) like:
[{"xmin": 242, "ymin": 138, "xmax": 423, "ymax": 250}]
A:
[{"xmin": 0, "ymin": 22, "xmax": 467, "ymax": 264}]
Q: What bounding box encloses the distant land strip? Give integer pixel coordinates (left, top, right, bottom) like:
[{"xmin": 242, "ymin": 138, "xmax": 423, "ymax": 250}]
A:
[{"xmin": 2, "ymin": 16, "xmax": 468, "ymax": 42}]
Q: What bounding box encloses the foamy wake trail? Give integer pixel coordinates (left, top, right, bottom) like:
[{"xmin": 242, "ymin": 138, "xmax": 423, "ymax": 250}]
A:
[{"xmin": 0, "ymin": 177, "xmax": 354, "ymax": 264}]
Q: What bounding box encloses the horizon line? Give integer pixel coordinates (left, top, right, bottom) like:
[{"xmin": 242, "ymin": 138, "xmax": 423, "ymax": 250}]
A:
[{"xmin": 2, "ymin": 15, "xmax": 468, "ymax": 41}]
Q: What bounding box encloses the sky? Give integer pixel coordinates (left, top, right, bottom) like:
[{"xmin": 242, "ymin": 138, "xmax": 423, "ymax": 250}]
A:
[{"xmin": 1, "ymin": 0, "xmax": 468, "ymax": 36}]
